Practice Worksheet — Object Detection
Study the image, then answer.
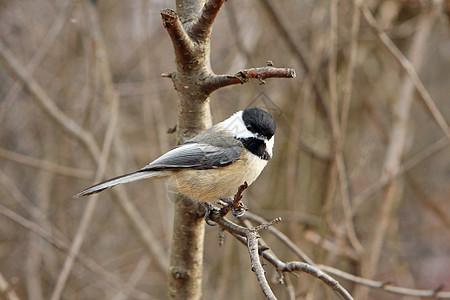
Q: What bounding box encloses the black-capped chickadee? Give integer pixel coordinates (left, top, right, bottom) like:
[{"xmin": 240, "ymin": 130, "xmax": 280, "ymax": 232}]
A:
[{"xmin": 74, "ymin": 107, "xmax": 276, "ymax": 203}]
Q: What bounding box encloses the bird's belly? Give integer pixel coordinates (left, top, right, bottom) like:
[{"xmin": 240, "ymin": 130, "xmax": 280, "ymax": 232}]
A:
[{"xmin": 167, "ymin": 152, "xmax": 267, "ymax": 202}]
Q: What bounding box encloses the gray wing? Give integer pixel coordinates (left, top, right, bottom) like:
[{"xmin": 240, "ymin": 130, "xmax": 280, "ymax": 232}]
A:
[{"xmin": 140, "ymin": 142, "xmax": 242, "ymax": 171}]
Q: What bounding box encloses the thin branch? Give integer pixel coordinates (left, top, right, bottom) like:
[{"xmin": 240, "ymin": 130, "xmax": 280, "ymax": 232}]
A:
[
  {"xmin": 203, "ymin": 66, "xmax": 296, "ymax": 93},
  {"xmin": 210, "ymin": 208, "xmax": 354, "ymax": 300},
  {"xmin": 0, "ymin": 16, "xmax": 169, "ymax": 278},
  {"xmin": 231, "ymin": 233, "xmax": 354, "ymax": 300},
  {"xmin": 259, "ymin": 0, "xmax": 329, "ymax": 121},
  {"xmin": 0, "ymin": 147, "xmax": 93, "ymax": 179},
  {"xmin": 190, "ymin": 0, "xmax": 227, "ymax": 41},
  {"xmin": 0, "ymin": 204, "xmax": 150, "ymax": 300},
  {"xmin": 51, "ymin": 1, "xmax": 121, "ymax": 297},
  {"xmin": 361, "ymin": 2, "xmax": 450, "ymax": 139},
  {"xmin": 320, "ymin": 265, "xmax": 450, "ymax": 299},
  {"xmin": 243, "ymin": 212, "xmax": 315, "ymax": 265},
  {"xmin": 356, "ymin": 4, "xmax": 441, "ymax": 297},
  {"xmin": 0, "ymin": 0, "xmax": 73, "ymax": 124},
  {"xmin": 0, "ymin": 271, "xmax": 20, "ymax": 300},
  {"xmin": 353, "ymin": 136, "xmax": 450, "ymax": 212},
  {"xmin": 247, "ymin": 231, "xmax": 277, "ymax": 300},
  {"xmin": 0, "ymin": 40, "xmax": 101, "ymax": 161}
]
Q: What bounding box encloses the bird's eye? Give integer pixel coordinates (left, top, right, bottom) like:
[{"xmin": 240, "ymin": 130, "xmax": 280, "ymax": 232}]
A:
[{"xmin": 246, "ymin": 125, "xmax": 253, "ymax": 131}]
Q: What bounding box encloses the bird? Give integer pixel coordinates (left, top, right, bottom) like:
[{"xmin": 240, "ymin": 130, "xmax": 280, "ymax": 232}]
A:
[{"xmin": 74, "ymin": 107, "xmax": 276, "ymax": 209}]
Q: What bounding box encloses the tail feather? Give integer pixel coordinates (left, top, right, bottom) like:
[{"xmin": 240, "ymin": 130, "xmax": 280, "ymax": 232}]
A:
[{"xmin": 74, "ymin": 170, "xmax": 163, "ymax": 198}]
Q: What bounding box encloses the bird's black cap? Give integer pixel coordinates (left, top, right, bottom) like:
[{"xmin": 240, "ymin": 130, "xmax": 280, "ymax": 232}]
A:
[{"xmin": 242, "ymin": 107, "xmax": 276, "ymax": 139}]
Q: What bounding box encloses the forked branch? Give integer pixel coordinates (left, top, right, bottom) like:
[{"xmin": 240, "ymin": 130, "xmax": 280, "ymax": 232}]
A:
[{"xmin": 190, "ymin": 0, "xmax": 228, "ymax": 41}]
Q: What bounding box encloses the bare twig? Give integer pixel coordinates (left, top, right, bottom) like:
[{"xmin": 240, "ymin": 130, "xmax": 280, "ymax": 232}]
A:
[
  {"xmin": 0, "ymin": 204, "xmax": 150, "ymax": 300},
  {"xmin": 0, "ymin": 147, "xmax": 93, "ymax": 179},
  {"xmin": 356, "ymin": 3, "xmax": 441, "ymax": 298},
  {"xmin": 0, "ymin": 40, "xmax": 101, "ymax": 161},
  {"xmin": 231, "ymin": 233, "xmax": 354, "ymax": 300},
  {"xmin": 361, "ymin": 2, "xmax": 450, "ymax": 139},
  {"xmin": 328, "ymin": 0, "xmax": 364, "ymax": 254},
  {"xmin": 247, "ymin": 231, "xmax": 277, "ymax": 300},
  {"xmin": 353, "ymin": 136, "xmax": 450, "ymax": 212},
  {"xmin": 0, "ymin": 0, "xmax": 73, "ymax": 124},
  {"xmin": 210, "ymin": 206, "xmax": 354, "ymax": 300},
  {"xmin": 243, "ymin": 212, "xmax": 315, "ymax": 265},
  {"xmin": 203, "ymin": 66, "xmax": 296, "ymax": 93},
  {"xmin": 321, "ymin": 265, "xmax": 450, "ymax": 299},
  {"xmin": 50, "ymin": 1, "xmax": 121, "ymax": 298},
  {"xmin": 259, "ymin": 0, "xmax": 329, "ymax": 121},
  {"xmin": 0, "ymin": 271, "xmax": 20, "ymax": 300}
]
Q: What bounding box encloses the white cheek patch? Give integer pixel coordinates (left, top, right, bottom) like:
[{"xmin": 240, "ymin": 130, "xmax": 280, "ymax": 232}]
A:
[
  {"xmin": 219, "ymin": 111, "xmax": 256, "ymax": 139},
  {"xmin": 265, "ymin": 136, "xmax": 274, "ymax": 158}
]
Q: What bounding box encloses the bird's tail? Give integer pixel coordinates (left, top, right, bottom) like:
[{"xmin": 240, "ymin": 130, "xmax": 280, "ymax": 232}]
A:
[{"xmin": 74, "ymin": 170, "xmax": 166, "ymax": 198}]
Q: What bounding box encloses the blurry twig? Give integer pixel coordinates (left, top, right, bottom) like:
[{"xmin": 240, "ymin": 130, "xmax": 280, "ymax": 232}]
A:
[
  {"xmin": 320, "ymin": 265, "xmax": 450, "ymax": 299},
  {"xmin": 0, "ymin": 147, "xmax": 93, "ymax": 179},
  {"xmin": 327, "ymin": 0, "xmax": 364, "ymax": 254},
  {"xmin": 356, "ymin": 3, "xmax": 441, "ymax": 298},
  {"xmin": 0, "ymin": 0, "xmax": 73, "ymax": 124},
  {"xmin": 259, "ymin": 0, "xmax": 329, "ymax": 122},
  {"xmin": 0, "ymin": 2, "xmax": 169, "ymax": 295},
  {"xmin": 353, "ymin": 136, "xmax": 450, "ymax": 212},
  {"xmin": 49, "ymin": 0, "xmax": 121, "ymax": 297},
  {"xmin": 361, "ymin": 1, "xmax": 450, "ymax": 139},
  {"xmin": 0, "ymin": 204, "xmax": 150, "ymax": 299},
  {"xmin": 111, "ymin": 255, "xmax": 152, "ymax": 300},
  {"xmin": 0, "ymin": 41, "xmax": 101, "ymax": 160},
  {"xmin": 0, "ymin": 271, "xmax": 20, "ymax": 300}
]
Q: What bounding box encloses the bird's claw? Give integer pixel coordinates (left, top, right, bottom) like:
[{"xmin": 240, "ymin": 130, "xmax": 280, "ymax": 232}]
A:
[
  {"xmin": 202, "ymin": 202, "xmax": 219, "ymax": 226},
  {"xmin": 219, "ymin": 198, "xmax": 248, "ymax": 218}
]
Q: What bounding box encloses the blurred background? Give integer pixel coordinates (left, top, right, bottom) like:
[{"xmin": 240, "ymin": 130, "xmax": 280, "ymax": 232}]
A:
[{"xmin": 0, "ymin": 0, "xmax": 449, "ymax": 299}]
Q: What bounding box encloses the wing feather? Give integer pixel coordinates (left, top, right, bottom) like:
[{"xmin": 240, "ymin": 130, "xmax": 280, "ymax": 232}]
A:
[{"xmin": 140, "ymin": 143, "xmax": 242, "ymax": 171}]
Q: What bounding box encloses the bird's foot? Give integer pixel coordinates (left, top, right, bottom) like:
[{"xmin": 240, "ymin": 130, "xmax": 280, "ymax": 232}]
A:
[
  {"xmin": 219, "ymin": 198, "xmax": 248, "ymax": 218},
  {"xmin": 202, "ymin": 202, "xmax": 219, "ymax": 226}
]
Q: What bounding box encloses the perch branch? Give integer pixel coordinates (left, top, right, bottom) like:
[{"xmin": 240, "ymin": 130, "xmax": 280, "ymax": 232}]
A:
[
  {"xmin": 247, "ymin": 230, "xmax": 277, "ymax": 300},
  {"xmin": 207, "ymin": 180, "xmax": 450, "ymax": 300},
  {"xmin": 190, "ymin": 0, "xmax": 227, "ymax": 41},
  {"xmin": 203, "ymin": 66, "xmax": 296, "ymax": 93},
  {"xmin": 231, "ymin": 233, "xmax": 354, "ymax": 300}
]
